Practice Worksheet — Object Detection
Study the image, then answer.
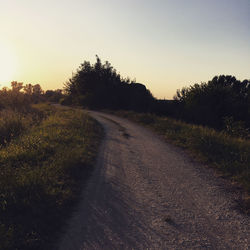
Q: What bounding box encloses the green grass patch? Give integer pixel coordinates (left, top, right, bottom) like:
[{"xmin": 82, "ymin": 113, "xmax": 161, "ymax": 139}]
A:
[
  {"xmin": 0, "ymin": 105, "xmax": 103, "ymax": 250},
  {"xmin": 111, "ymin": 111, "xmax": 250, "ymax": 208}
]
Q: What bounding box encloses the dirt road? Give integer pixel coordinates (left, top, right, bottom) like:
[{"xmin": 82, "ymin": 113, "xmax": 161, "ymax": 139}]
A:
[{"xmin": 58, "ymin": 111, "xmax": 249, "ymax": 249}]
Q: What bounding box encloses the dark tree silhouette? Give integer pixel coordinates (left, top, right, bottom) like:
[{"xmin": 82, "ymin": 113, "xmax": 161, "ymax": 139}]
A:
[
  {"xmin": 44, "ymin": 89, "xmax": 63, "ymax": 102},
  {"xmin": 64, "ymin": 57, "xmax": 249, "ymax": 135},
  {"xmin": 64, "ymin": 56, "xmax": 155, "ymax": 111},
  {"xmin": 174, "ymin": 75, "xmax": 250, "ymax": 130}
]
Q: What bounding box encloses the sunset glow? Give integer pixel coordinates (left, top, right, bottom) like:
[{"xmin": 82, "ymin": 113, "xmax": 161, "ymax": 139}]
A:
[
  {"xmin": 0, "ymin": 0, "xmax": 249, "ymax": 98},
  {"xmin": 0, "ymin": 43, "xmax": 17, "ymax": 86}
]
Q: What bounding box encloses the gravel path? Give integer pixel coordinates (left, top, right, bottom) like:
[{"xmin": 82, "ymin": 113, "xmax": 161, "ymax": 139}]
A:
[{"xmin": 58, "ymin": 111, "xmax": 249, "ymax": 250}]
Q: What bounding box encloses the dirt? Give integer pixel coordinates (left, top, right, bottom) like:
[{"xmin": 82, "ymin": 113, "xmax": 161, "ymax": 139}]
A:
[{"xmin": 57, "ymin": 111, "xmax": 249, "ymax": 249}]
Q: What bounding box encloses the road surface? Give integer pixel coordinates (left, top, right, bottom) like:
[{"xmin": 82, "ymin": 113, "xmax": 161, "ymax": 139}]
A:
[{"xmin": 58, "ymin": 111, "xmax": 249, "ymax": 249}]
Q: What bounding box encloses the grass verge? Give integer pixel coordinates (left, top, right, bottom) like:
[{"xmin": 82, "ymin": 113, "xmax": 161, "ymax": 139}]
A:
[
  {"xmin": 0, "ymin": 104, "xmax": 103, "ymax": 250},
  {"xmin": 0, "ymin": 107, "xmax": 43, "ymax": 146},
  {"xmin": 109, "ymin": 110, "xmax": 250, "ymax": 211}
]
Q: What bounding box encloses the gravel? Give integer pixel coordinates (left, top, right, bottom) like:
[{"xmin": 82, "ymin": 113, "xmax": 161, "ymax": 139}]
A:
[{"xmin": 57, "ymin": 111, "xmax": 249, "ymax": 250}]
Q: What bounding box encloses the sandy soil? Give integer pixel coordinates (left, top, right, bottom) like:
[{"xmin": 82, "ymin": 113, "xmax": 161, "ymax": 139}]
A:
[{"xmin": 57, "ymin": 111, "xmax": 249, "ymax": 250}]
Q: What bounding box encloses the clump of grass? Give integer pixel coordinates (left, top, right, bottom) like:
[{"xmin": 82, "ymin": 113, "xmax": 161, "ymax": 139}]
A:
[
  {"xmin": 113, "ymin": 111, "xmax": 250, "ymax": 195},
  {"xmin": 0, "ymin": 107, "xmax": 44, "ymax": 146},
  {"xmin": 0, "ymin": 110, "xmax": 27, "ymax": 145},
  {"xmin": 0, "ymin": 105, "xmax": 102, "ymax": 250}
]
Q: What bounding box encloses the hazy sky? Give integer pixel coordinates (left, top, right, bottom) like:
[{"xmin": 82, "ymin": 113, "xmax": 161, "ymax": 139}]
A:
[{"xmin": 0, "ymin": 0, "xmax": 249, "ymax": 99}]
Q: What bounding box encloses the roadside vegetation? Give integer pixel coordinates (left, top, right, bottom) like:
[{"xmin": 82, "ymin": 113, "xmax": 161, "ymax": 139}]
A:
[
  {"xmin": 0, "ymin": 102, "xmax": 102, "ymax": 250},
  {"xmin": 173, "ymin": 75, "xmax": 250, "ymax": 136},
  {"xmin": 110, "ymin": 110, "xmax": 250, "ymax": 209},
  {"xmin": 63, "ymin": 58, "xmax": 249, "ymax": 136},
  {"xmin": 0, "ymin": 81, "xmax": 64, "ymax": 147},
  {"xmin": 63, "ymin": 56, "xmax": 250, "ymax": 210},
  {"xmin": 0, "ymin": 83, "xmax": 43, "ymax": 146}
]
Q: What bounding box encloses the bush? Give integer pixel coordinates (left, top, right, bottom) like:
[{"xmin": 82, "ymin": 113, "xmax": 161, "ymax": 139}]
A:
[
  {"xmin": 223, "ymin": 116, "xmax": 250, "ymax": 139},
  {"xmin": 174, "ymin": 75, "xmax": 250, "ymax": 131},
  {"xmin": 64, "ymin": 56, "xmax": 155, "ymax": 111}
]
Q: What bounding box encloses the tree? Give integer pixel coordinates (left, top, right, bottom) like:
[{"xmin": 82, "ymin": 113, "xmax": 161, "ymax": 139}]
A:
[
  {"xmin": 174, "ymin": 75, "xmax": 250, "ymax": 130},
  {"xmin": 64, "ymin": 56, "xmax": 155, "ymax": 111},
  {"xmin": 32, "ymin": 84, "xmax": 43, "ymax": 96},
  {"xmin": 23, "ymin": 84, "xmax": 33, "ymax": 95},
  {"xmin": 11, "ymin": 81, "xmax": 23, "ymax": 92},
  {"xmin": 44, "ymin": 89, "xmax": 63, "ymax": 102}
]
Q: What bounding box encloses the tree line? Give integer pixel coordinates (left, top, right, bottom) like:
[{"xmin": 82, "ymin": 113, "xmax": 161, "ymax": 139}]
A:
[
  {"xmin": 0, "ymin": 81, "xmax": 63, "ymax": 111},
  {"xmin": 61, "ymin": 56, "xmax": 250, "ymax": 136},
  {"xmin": 173, "ymin": 75, "xmax": 249, "ymax": 131}
]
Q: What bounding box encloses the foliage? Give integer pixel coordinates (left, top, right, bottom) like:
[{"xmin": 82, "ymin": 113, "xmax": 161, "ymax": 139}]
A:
[
  {"xmin": 0, "ymin": 105, "xmax": 102, "ymax": 250},
  {"xmin": 0, "ymin": 109, "xmax": 40, "ymax": 146},
  {"xmin": 1, "ymin": 81, "xmax": 64, "ymax": 106},
  {"xmin": 64, "ymin": 56, "xmax": 155, "ymax": 111},
  {"xmin": 223, "ymin": 116, "xmax": 249, "ymax": 139},
  {"xmin": 64, "ymin": 57, "xmax": 249, "ymax": 137},
  {"xmin": 0, "ymin": 88, "xmax": 44, "ymax": 146},
  {"xmin": 10, "ymin": 81, "xmax": 44, "ymax": 104},
  {"xmin": 0, "ymin": 87, "xmax": 31, "ymax": 112},
  {"xmin": 174, "ymin": 75, "xmax": 250, "ymax": 132},
  {"xmin": 64, "ymin": 59, "xmax": 249, "ymax": 138},
  {"xmin": 44, "ymin": 89, "xmax": 64, "ymax": 103}
]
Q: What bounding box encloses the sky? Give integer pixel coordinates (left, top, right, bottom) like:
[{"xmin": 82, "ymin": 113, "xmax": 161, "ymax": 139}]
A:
[{"xmin": 0, "ymin": 0, "xmax": 249, "ymax": 99}]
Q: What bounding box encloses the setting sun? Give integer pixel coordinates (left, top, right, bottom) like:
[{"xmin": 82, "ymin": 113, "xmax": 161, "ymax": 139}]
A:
[{"xmin": 0, "ymin": 44, "xmax": 17, "ymax": 86}]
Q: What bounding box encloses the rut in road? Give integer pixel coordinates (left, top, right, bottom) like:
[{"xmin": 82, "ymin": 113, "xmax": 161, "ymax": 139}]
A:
[{"xmin": 58, "ymin": 111, "xmax": 249, "ymax": 250}]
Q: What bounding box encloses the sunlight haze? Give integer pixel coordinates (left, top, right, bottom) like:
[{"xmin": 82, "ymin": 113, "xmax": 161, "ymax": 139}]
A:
[{"xmin": 0, "ymin": 0, "xmax": 249, "ymax": 99}]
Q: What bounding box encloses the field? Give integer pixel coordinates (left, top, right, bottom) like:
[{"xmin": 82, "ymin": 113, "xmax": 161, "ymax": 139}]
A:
[{"xmin": 0, "ymin": 104, "xmax": 102, "ymax": 250}]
